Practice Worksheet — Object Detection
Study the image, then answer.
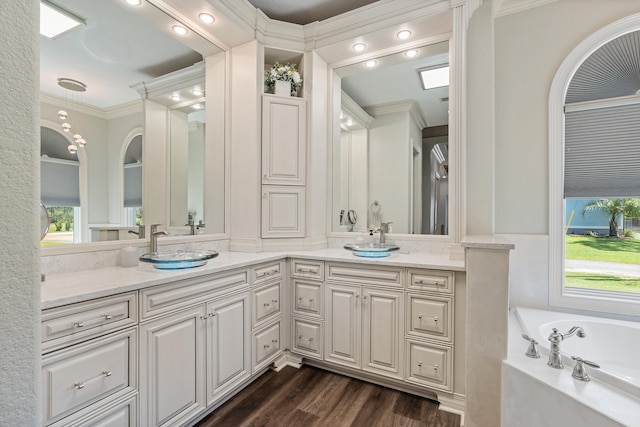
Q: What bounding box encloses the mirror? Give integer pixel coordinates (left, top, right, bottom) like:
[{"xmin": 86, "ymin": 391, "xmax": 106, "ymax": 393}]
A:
[
  {"xmin": 332, "ymin": 41, "xmax": 450, "ymax": 235},
  {"xmin": 39, "ymin": 0, "xmax": 224, "ymax": 245},
  {"xmin": 170, "ymin": 102, "xmax": 206, "ymax": 234}
]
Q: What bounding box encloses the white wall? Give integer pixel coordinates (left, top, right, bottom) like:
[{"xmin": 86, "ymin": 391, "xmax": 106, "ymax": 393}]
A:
[
  {"xmin": 468, "ymin": 0, "xmax": 640, "ymax": 312},
  {"xmin": 0, "ymin": 1, "xmax": 40, "ymax": 424}
]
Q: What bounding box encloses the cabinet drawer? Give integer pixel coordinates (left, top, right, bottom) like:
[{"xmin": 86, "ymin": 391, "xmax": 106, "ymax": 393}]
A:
[
  {"xmin": 50, "ymin": 392, "xmax": 137, "ymax": 427},
  {"xmin": 406, "ymin": 339, "xmax": 452, "ymax": 392},
  {"xmin": 253, "ymin": 261, "xmax": 283, "ymax": 285},
  {"xmin": 291, "ymin": 259, "xmax": 324, "ymax": 280},
  {"xmin": 407, "ymin": 269, "xmax": 454, "ymax": 294},
  {"xmin": 291, "ymin": 317, "xmax": 323, "ymax": 359},
  {"xmin": 140, "ymin": 269, "xmax": 248, "ymax": 320},
  {"xmin": 291, "ymin": 279, "xmax": 322, "ymax": 318},
  {"xmin": 326, "ymin": 262, "xmax": 403, "ymax": 288},
  {"xmin": 42, "ymin": 328, "xmax": 137, "ymax": 426},
  {"xmin": 253, "ymin": 321, "xmax": 282, "ymax": 371},
  {"xmin": 42, "ymin": 293, "xmax": 137, "ymax": 353},
  {"xmin": 406, "ymin": 294, "xmax": 453, "ymax": 343},
  {"xmin": 253, "ymin": 281, "xmax": 282, "ymax": 327}
]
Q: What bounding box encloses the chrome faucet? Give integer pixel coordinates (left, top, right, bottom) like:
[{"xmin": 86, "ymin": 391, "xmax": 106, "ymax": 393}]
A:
[
  {"xmin": 376, "ymin": 222, "xmax": 393, "ymax": 245},
  {"xmin": 150, "ymin": 224, "xmax": 168, "ymax": 253},
  {"xmin": 547, "ymin": 326, "xmax": 586, "ymax": 369},
  {"xmin": 128, "ymin": 224, "xmax": 145, "ymax": 239},
  {"xmin": 185, "ymin": 213, "xmax": 196, "ymax": 235}
]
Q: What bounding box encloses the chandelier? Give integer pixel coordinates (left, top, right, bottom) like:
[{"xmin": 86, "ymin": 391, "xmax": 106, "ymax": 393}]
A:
[{"xmin": 56, "ymin": 77, "xmax": 88, "ymax": 154}]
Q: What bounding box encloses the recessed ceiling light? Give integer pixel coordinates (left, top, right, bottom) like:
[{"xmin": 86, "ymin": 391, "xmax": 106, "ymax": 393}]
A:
[
  {"xmin": 172, "ymin": 25, "xmax": 188, "ymax": 36},
  {"xmin": 365, "ymin": 60, "xmax": 377, "ymax": 68},
  {"xmin": 199, "ymin": 13, "xmax": 215, "ymax": 24},
  {"xmin": 397, "ymin": 30, "xmax": 412, "ymax": 40},
  {"xmin": 40, "ymin": 0, "xmax": 85, "ymax": 39},
  {"xmin": 192, "ymin": 88, "xmax": 203, "ymax": 96},
  {"xmin": 405, "ymin": 49, "xmax": 418, "ymax": 58},
  {"xmin": 419, "ymin": 65, "xmax": 449, "ymax": 90},
  {"xmin": 346, "ymin": 119, "xmax": 353, "ymax": 127},
  {"xmin": 170, "ymin": 94, "xmax": 182, "ymax": 101},
  {"xmin": 193, "ymin": 104, "xmax": 203, "ymax": 110},
  {"xmin": 125, "ymin": 0, "xmax": 141, "ymax": 5},
  {"xmin": 353, "ymin": 43, "xmax": 366, "ymax": 52}
]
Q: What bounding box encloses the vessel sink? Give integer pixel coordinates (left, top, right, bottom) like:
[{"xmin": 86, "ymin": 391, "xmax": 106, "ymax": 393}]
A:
[
  {"xmin": 344, "ymin": 243, "xmax": 400, "ymax": 258},
  {"xmin": 139, "ymin": 249, "xmax": 218, "ymax": 269}
]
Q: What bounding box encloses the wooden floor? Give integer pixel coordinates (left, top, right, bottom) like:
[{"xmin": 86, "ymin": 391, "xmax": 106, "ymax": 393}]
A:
[{"xmin": 195, "ymin": 365, "xmax": 461, "ymax": 427}]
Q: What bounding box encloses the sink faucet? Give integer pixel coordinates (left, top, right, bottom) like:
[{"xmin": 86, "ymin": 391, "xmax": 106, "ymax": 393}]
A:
[
  {"xmin": 128, "ymin": 224, "xmax": 145, "ymax": 239},
  {"xmin": 150, "ymin": 224, "xmax": 168, "ymax": 253},
  {"xmin": 547, "ymin": 326, "xmax": 586, "ymax": 369},
  {"xmin": 185, "ymin": 213, "xmax": 196, "ymax": 235},
  {"xmin": 376, "ymin": 222, "xmax": 393, "ymax": 244}
]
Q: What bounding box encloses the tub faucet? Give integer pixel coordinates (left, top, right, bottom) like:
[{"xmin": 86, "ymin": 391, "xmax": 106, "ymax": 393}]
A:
[
  {"xmin": 150, "ymin": 224, "xmax": 168, "ymax": 253},
  {"xmin": 547, "ymin": 326, "xmax": 586, "ymax": 369}
]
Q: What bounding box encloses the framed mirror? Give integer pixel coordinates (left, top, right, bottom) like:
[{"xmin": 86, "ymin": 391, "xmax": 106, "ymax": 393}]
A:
[
  {"xmin": 39, "ymin": 0, "xmax": 224, "ymax": 246},
  {"xmin": 331, "ymin": 40, "xmax": 450, "ymax": 235}
]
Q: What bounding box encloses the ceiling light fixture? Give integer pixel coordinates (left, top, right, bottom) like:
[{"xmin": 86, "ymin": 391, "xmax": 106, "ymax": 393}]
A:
[
  {"xmin": 193, "ymin": 104, "xmax": 203, "ymax": 110},
  {"xmin": 397, "ymin": 30, "xmax": 412, "ymax": 40},
  {"xmin": 125, "ymin": 0, "xmax": 142, "ymax": 5},
  {"xmin": 56, "ymin": 78, "xmax": 89, "ymax": 153},
  {"xmin": 419, "ymin": 65, "xmax": 449, "ymax": 90},
  {"xmin": 192, "ymin": 88, "xmax": 203, "ymax": 96},
  {"xmin": 405, "ymin": 49, "xmax": 418, "ymax": 58},
  {"xmin": 172, "ymin": 25, "xmax": 188, "ymax": 36},
  {"xmin": 353, "ymin": 43, "xmax": 366, "ymax": 52},
  {"xmin": 171, "ymin": 94, "xmax": 182, "ymax": 101},
  {"xmin": 365, "ymin": 60, "xmax": 377, "ymax": 68},
  {"xmin": 198, "ymin": 13, "xmax": 215, "ymax": 24},
  {"xmin": 40, "ymin": 0, "xmax": 85, "ymax": 39}
]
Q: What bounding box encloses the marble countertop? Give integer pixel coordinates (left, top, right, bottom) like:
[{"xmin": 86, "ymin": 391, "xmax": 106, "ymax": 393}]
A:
[{"xmin": 41, "ymin": 248, "xmax": 465, "ymax": 310}]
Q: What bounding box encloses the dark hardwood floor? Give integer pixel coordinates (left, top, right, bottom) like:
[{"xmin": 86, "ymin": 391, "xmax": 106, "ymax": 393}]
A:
[{"xmin": 195, "ymin": 365, "xmax": 461, "ymax": 427}]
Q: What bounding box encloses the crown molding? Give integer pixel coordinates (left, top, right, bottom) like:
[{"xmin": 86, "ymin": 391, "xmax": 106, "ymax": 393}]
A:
[
  {"xmin": 130, "ymin": 61, "xmax": 205, "ymax": 100},
  {"xmin": 341, "ymin": 91, "xmax": 374, "ymax": 129},
  {"xmin": 255, "ymin": 9, "xmax": 306, "ymax": 52},
  {"xmin": 40, "ymin": 92, "xmax": 140, "ymax": 120},
  {"xmin": 364, "ymin": 100, "xmax": 427, "ymax": 129},
  {"xmin": 494, "ymin": 0, "xmax": 558, "ymax": 18}
]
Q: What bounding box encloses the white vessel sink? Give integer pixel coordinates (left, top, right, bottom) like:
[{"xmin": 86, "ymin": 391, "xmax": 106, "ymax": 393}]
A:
[
  {"xmin": 344, "ymin": 243, "xmax": 400, "ymax": 258},
  {"xmin": 139, "ymin": 249, "xmax": 218, "ymax": 269}
]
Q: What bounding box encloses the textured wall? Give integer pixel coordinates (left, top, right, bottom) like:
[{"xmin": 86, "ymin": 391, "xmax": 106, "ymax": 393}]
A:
[{"xmin": 0, "ymin": 0, "xmax": 41, "ymax": 424}]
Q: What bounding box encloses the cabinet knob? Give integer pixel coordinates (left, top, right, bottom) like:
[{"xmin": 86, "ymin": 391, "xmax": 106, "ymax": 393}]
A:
[
  {"xmin": 418, "ymin": 361, "xmax": 423, "ymax": 367},
  {"xmin": 418, "ymin": 314, "xmax": 423, "ymax": 320}
]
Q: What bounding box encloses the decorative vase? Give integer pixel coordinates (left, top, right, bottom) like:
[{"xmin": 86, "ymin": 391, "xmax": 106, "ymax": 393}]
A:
[{"xmin": 275, "ymin": 80, "xmax": 292, "ymax": 96}]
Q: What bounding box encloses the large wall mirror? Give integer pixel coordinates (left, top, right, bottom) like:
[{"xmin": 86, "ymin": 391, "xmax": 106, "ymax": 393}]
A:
[
  {"xmin": 39, "ymin": 0, "xmax": 224, "ymax": 246},
  {"xmin": 331, "ymin": 40, "xmax": 450, "ymax": 235}
]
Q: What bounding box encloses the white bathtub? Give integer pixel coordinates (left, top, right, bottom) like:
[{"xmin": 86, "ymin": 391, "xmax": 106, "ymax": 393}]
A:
[{"xmin": 503, "ymin": 307, "xmax": 640, "ymax": 427}]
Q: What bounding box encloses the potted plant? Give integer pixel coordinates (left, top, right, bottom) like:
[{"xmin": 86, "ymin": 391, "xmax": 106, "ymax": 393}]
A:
[{"xmin": 264, "ymin": 61, "xmax": 303, "ymax": 96}]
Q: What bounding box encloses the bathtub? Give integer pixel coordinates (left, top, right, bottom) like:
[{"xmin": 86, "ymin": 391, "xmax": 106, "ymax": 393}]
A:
[{"xmin": 503, "ymin": 307, "xmax": 640, "ymax": 427}]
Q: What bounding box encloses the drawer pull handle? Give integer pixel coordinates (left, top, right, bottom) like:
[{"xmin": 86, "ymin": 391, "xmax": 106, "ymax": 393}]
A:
[
  {"xmin": 200, "ymin": 312, "xmax": 216, "ymax": 320},
  {"xmin": 417, "ymin": 315, "xmax": 439, "ymax": 323},
  {"xmin": 272, "ymin": 339, "xmax": 278, "ymax": 344},
  {"xmin": 433, "ymin": 364, "xmax": 439, "ymax": 372},
  {"xmin": 74, "ymin": 370, "xmax": 113, "ymax": 390},
  {"xmin": 74, "ymin": 314, "xmax": 114, "ymax": 328},
  {"xmin": 264, "ymin": 344, "xmax": 270, "ymax": 349}
]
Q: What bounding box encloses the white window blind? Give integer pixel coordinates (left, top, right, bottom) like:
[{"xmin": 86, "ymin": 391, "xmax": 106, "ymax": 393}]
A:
[
  {"xmin": 41, "ymin": 158, "xmax": 80, "ymax": 206},
  {"xmin": 564, "ymin": 102, "xmax": 640, "ymax": 198},
  {"xmin": 124, "ymin": 163, "xmax": 142, "ymax": 207}
]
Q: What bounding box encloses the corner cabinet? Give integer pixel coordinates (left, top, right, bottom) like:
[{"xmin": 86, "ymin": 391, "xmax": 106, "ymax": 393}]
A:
[{"xmin": 261, "ymin": 95, "xmax": 307, "ymax": 239}]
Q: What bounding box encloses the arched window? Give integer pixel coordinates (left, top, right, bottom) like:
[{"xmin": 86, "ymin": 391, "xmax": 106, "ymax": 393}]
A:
[{"xmin": 549, "ymin": 15, "xmax": 640, "ymax": 317}]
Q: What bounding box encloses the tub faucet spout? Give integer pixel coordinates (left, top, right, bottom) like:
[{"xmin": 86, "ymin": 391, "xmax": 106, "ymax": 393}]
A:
[{"xmin": 547, "ymin": 326, "xmax": 586, "ymax": 369}]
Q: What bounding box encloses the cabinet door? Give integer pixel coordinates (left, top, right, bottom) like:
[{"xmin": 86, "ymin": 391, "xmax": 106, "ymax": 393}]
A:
[
  {"xmin": 139, "ymin": 306, "xmax": 206, "ymax": 427},
  {"xmin": 206, "ymin": 291, "xmax": 251, "ymax": 405},
  {"xmin": 261, "ymin": 185, "xmax": 305, "ymax": 238},
  {"xmin": 325, "ymin": 283, "xmax": 360, "ymax": 368},
  {"xmin": 262, "ymin": 95, "xmax": 306, "ymax": 185},
  {"xmin": 362, "ymin": 287, "xmax": 404, "ymax": 379}
]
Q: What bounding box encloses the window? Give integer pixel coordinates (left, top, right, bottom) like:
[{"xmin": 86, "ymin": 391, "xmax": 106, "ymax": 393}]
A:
[{"xmin": 549, "ymin": 16, "xmax": 640, "ymax": 317}]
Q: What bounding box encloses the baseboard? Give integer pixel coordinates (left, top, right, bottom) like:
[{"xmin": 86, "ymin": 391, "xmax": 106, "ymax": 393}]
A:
[{"xmin": 271, "ymin": 350, "xmax": 303, "ymax": 371}]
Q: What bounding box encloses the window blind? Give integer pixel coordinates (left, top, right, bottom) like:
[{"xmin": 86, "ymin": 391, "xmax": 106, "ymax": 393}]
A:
[
  {"xmin": 564, "ymin": 102, "xmax": 640, "ymax": 198},
  {"xmin": 41, "ymin": 159, "xmax": 80, "ymax": 207},
  {"xmin": 124, "ymin": 163, "xmax": 142, "ymax": 207}
]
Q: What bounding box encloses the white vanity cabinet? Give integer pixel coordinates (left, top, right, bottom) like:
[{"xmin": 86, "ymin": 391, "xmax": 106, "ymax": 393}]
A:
[
  {"xmin": 261, "ymin": 185, "xmax": 305, "ymax": 238},
  {"xmin": 40, "ymin": 293, "xmax": 138, "ymax": 427},
  {"xmin": 290, "ymin": 259, "xmax": 325, "ymax": 359},
  {"xmin": 250, "ymin": 261, "xmax": 285, "ymax": 373},
  {"xmin": 325, "ymin": 280, "xmax": 405, "ymax": 380},
  {"xmin": 138, "ymin": 270, "xmax": 251, "ymax": 426}
]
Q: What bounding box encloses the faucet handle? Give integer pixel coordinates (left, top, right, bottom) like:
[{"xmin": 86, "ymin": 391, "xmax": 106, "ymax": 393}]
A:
[
  {"xmin": 522, "ymin": 334, "xmax": 540, "ymax": 359},
  {"xmin": 571, "ymin": 356, "xmax": 600, "ymax": 381}
]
